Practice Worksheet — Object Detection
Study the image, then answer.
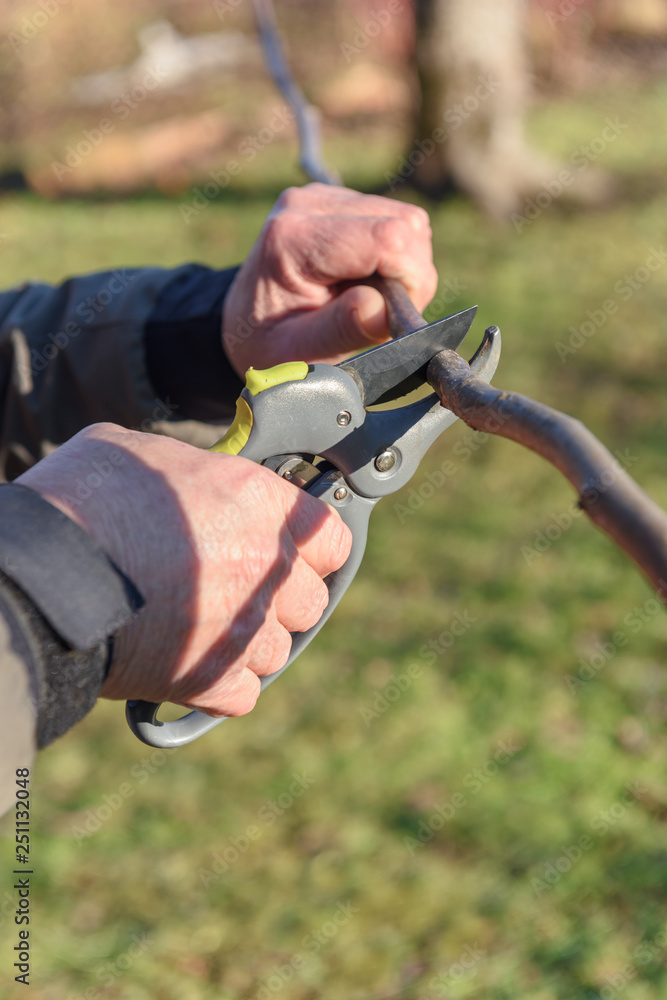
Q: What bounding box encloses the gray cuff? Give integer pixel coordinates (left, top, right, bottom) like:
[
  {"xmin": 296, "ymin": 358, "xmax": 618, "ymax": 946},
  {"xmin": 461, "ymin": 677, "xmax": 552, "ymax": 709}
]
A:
[
  {"xmin": 0, "ymin": 483, "xmax": 144, "ymax": 745},
  {"xmin": 0, "ymin": 483, "xmax": 143, "ymax": 648}
]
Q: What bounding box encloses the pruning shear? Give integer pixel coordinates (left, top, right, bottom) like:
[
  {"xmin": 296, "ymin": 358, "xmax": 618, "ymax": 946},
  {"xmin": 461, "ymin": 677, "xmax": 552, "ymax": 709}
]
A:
[{"xmin": 126, "ymin": 278, "xmax": 501, "ymax": 747}]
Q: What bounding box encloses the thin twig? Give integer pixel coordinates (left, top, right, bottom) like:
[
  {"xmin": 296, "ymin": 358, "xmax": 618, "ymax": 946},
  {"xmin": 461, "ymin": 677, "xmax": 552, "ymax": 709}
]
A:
[
  {"xmin": 428, "ymin": 349, "xmax": 667, "ymax": 600},
  {"xmin": 251, "ymin": 0, "xmax": 340, "ymax": 185}
]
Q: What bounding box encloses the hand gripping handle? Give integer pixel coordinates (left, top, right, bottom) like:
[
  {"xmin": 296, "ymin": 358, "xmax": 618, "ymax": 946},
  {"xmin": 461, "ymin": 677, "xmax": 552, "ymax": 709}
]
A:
[{"xmin": 126, "ymin": 471, "xmax": 377, "ymax": 747}]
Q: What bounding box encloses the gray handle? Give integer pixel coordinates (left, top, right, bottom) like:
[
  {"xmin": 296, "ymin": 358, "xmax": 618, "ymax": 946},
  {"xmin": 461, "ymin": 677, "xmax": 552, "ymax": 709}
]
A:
[{"xmin": 125, "ymin": 473, "xmax": 377, "ymax": 747}]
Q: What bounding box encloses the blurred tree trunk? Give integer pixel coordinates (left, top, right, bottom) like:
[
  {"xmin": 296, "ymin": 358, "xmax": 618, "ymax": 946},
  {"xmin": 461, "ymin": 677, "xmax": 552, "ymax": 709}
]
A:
[{"xmin": 410, "ymin": 0, "xmax": 565, "ymax": 218}]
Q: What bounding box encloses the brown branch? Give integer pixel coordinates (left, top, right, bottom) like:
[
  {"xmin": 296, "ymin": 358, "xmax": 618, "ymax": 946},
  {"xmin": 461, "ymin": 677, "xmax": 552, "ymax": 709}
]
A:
[
  {"xmin": 251, "ymin": 0, "xmax": 667, "ymax": 603},
  {"xmin": 427, "ymin": 349, "xmax": 667, "ymax": 601}
]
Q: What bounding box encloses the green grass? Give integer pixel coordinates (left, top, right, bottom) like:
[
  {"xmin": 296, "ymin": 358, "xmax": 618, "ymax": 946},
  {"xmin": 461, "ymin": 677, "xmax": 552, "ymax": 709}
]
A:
[{"xmin": 2, "ymin": 81, "xmax": 667, "ymax": 1000}]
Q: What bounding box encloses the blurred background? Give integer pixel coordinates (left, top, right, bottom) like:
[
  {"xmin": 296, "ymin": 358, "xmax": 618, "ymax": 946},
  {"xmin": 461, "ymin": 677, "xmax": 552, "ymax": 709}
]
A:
[{"xmin": 2, "ymin": 0, "xmax": 667, "ymax": 997}]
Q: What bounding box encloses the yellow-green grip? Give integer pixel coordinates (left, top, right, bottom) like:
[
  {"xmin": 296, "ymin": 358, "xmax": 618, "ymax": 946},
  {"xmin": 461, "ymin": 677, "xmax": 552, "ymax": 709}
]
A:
[
  {"xmin": 210, "ymin": 396, "xmax": 254, "ymax": 456},
  {"xmin": 210, "ymin": 361, "xmax": 309, "ymax": 457}
]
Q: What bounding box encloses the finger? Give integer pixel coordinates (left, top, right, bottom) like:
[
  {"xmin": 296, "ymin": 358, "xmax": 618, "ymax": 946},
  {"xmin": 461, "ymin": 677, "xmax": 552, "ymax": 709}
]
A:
[
  {"xmin": 273, "ymin": 558, "xmax": 330, "ymax": 633},
  {"xmin": 168, "ymin": 608, "xmax": 292, "ymax": 716},
  {"xmin": 181, "ymin": 663, "xmax": 262, "ymax": 718},
  {"xmin": 173, "ymin": 616, "xmax": 291, "ymax": 716},
  {"xmin": 268, "ymin": 212, "xmax": 437, "ymax": 309},
  {"xmin": 276, "ymin": 183, "xmax": 432, "ymax": 234},
  {"xmin": 243, "ymin": 616, "xmax": 293, "ymax": 676},
  {"xmin": 274, "ymin": 285, "xmax": 390, "ymax": 364},
  {"xmin": 296, "ymin": 507, "xmax": 351, "ymax": 579},
  {"xmin": 277, "ymin": 490, "xmax": 352, "ymax": 580}
]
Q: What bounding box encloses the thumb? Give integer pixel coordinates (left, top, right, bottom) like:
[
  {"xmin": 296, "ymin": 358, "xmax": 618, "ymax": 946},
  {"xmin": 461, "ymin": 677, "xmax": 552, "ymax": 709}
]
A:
[{"xmin": 282, "ymin": 284, "xmax": 390, "ymax": 363}]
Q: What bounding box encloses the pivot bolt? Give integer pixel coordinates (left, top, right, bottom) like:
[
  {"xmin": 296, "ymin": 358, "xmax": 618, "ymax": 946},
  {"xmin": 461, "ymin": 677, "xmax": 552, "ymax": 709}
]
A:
[
  {"xmin": 337, "ymin": 410, "xmax": 351, "ymax": 426},
  {"xmin": 375, "ymin": 448, "xmax": 397, "ymax": 472},
  {"xmin": 334, "ymin": 486, "xmax": 348, "ymax": 501}
]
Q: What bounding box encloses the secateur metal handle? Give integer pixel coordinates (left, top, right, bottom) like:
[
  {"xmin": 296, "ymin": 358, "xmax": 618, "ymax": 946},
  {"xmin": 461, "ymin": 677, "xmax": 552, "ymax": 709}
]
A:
[
  {"xmin": 126, "ymin": 278, "xmax": 420, "ymax": 747},
  {"xmin": 126, "ymin": 473, "xmax": 377, "ymax": 746},
  {"xmin": 126, "ymin": 286, "xmax": 501, "ymax": 747}
]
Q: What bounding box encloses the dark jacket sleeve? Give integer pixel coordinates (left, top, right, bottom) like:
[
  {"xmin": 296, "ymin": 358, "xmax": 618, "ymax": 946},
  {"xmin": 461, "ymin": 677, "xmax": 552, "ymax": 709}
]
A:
[
  {"xmin": 0, "ymin": 263, "xmax": 242, "ymax": 479},
  {"xmin": 0, "ymin": 263, "xmax": 243, "ymax": 813},
  {"xmin": 0, "ymin": 484, "xmax": 145, "ymax": 818}
]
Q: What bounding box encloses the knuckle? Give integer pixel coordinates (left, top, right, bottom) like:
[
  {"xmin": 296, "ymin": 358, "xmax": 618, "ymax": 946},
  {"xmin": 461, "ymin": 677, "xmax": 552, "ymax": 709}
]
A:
[
  {"xmin": 408, "ymin": 204, "xmax": 431, "ymax": 230},
  {"xmin": 216, "ymin": 668, "xmax": 262, "ymax": 717},
  {"xmin": 374, "ymin": 216, "xmax": 410, "ymax": 254},
  {"xmin": 234, "ymin": 464, "xmax": 273, "ymax": 510},
  {"xmin": 269, "ymin": 624, "xmax": 293, "ymax": 667},
  {"xmin": 79, "ymin": 421, "xmax": 116, "ymax": 440},
  {"xmin": 253, "ymin": 622, "xmax": 292, "ymax": 674},
  {"xmin": 303, "ymin": 181, "xmax": 333, "ymax": 197},
  {"xmin": 300, "ymin": 230, "xmax": 336, "ymax": 279},
  {"xmin": 299, "ymin": 578, "xmax": 329, "ymax": 631},
  {"xmin": 261, "ymin": 214, "xmax": 302, "ymax": 292},
  {"xmin": 262, "ymin": 211, "xmax": 290, "ymax": 246},
  {"xmin": 326, "ymin": 514, "xmax": 353, "ymax": 571},
  {"xmin": 275, "ymin": 185, "xmax": 302, "ymax": 211}
]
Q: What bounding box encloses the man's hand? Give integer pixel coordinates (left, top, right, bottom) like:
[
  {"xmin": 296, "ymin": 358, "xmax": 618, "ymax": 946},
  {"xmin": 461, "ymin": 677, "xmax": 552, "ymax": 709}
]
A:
[
  {"xmin": 17, "ymin": 424, "xmax": 351, "ymax": 718},
  {"xmin": 223, "ymin": 184, "xmax": 438, "ymax": 377}
]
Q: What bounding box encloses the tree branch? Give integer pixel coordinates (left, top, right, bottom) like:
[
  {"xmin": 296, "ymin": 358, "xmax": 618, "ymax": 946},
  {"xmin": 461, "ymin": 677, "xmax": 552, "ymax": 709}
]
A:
[
  {"xmin": 251, "ymin": 0, "xmax": 667, "ymax": 601},
  {"xmin": 427, "ymin": 349, "xmax": 667, "ymax": 600},
  {"xmin": 251, "ymin": 0, "xmax": 340, "ymax": 185}
]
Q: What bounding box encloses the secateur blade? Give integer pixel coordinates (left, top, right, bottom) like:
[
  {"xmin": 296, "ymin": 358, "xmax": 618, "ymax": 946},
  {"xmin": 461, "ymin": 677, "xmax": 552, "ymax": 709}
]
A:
[{"xmin": 338, "ymin": 305, "xmax": 477, "ymax": 406}]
